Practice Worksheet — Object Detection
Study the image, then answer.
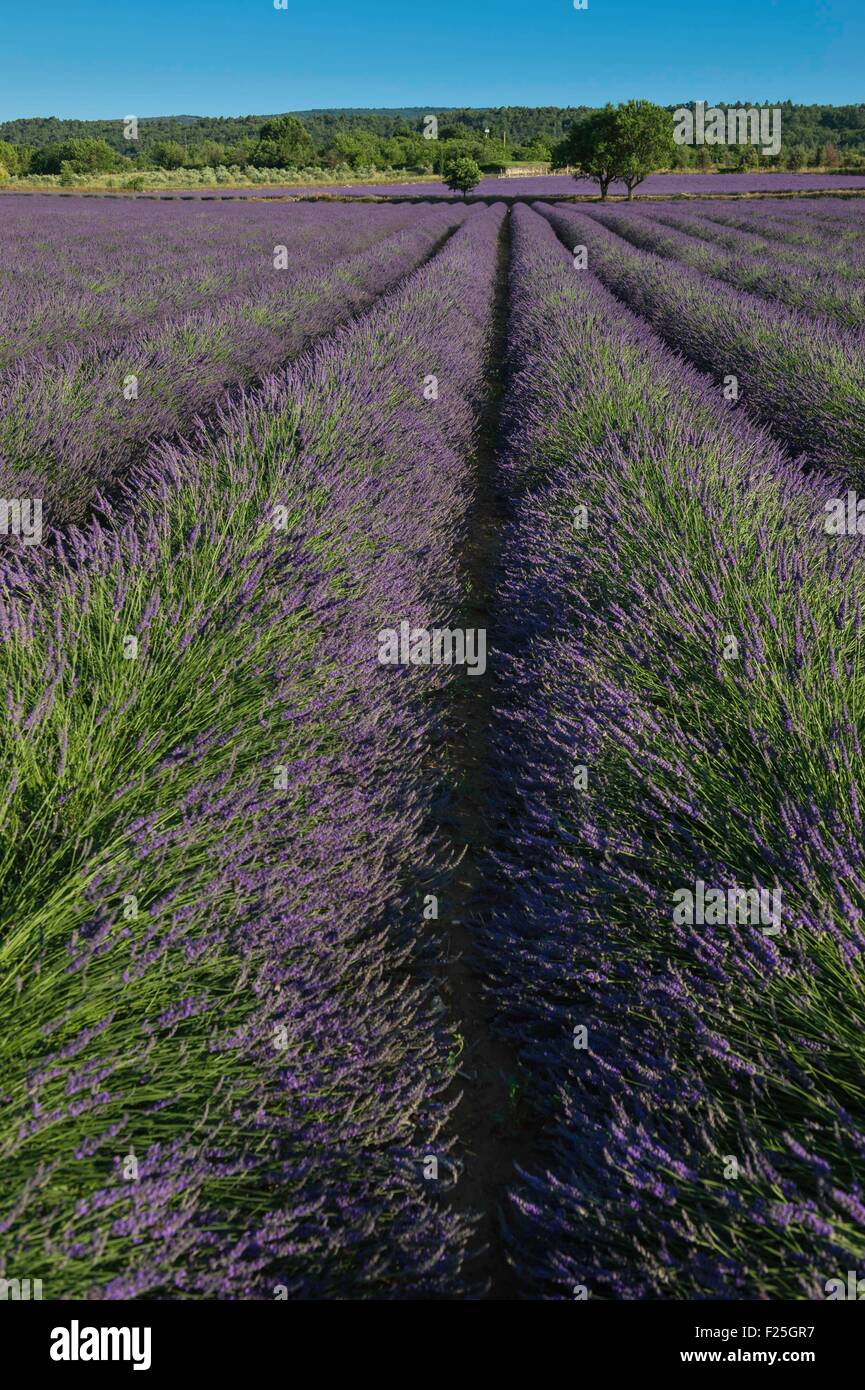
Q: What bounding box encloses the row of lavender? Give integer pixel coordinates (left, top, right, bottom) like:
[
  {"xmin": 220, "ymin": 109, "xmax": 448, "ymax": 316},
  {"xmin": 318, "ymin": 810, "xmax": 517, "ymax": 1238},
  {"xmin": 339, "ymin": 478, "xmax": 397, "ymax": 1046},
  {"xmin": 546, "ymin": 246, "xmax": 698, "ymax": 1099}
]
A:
[
  {"xmin": 0, "ymin": 204, "xmax": 505, "ymax": 1297},
  {"xmin": 681, "ymin": 195, "xmax": 865, "ymax": 249},
  {"xmin": 647, "ymin": 200, "xmax": 865, "ymax": 279},
  {"xmin": 0, "ymin": 199, "xmax": 466, "ymax": 531},
  {"xmin": 0, "ymin": 198, "xmax": 428, "ymax": 366},
  {"xmin": 580, "ymin": 202, "xmax": 865, "ymax": 328},
  {"xmin": 537, "ymin": 202, "xmax": 865, "ymax": 479},
  {"xmin": 245, "ymin": 173, "xmax": 865, "ymax": 199},
  {"xmin": 486, "ymin": 204, "xmax": 865, "ymax": 1298}
]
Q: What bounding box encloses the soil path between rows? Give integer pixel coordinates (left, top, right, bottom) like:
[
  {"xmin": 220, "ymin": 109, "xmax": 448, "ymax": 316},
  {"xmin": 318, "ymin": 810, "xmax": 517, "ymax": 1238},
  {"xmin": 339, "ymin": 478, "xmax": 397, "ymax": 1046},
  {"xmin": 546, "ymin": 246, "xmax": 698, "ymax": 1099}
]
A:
[{"xmin": 435, "ymin": 207, "xmax": 540, "ymax": 1299}]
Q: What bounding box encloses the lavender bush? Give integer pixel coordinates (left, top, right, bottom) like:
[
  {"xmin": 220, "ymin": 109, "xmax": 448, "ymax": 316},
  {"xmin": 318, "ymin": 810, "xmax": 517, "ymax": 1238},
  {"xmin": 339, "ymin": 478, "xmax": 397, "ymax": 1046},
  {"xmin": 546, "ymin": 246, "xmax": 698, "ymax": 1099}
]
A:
[
  {"xmin": 0, "ymin": 203, "xmax": 505, "ymax": 1298},
  {"xmin": 644, "ymin": 206, "xmax": 865, "ymax": 282},
  {"xmin": 0, "ymin": 198, "xmax": 429, "ymax": 370},
  {"xmin": 485, "ymin": 203, "xmax": 865, "ymax": 1299},
  {"xmin": 4, "ymin": 185, "xmax": 865, "ymax": 1304},
  {"xmin": 538, "ymin": 202, "xmax": 865, "ymax": 478},
  {"xmin": 581, "ymin": 203, "xmax": 865, "ymax": 327},
  {"xmin": 0, "ymin": 201, "xmax": 466, "ymax": 532}
]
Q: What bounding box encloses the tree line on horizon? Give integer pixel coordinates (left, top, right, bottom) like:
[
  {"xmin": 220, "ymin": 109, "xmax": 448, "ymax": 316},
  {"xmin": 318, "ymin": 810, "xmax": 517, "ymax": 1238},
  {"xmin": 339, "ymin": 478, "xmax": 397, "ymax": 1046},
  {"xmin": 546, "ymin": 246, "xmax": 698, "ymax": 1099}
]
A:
[{"xmin": 1, "ymin": 101, "xmax": 863, "ymax": 185}]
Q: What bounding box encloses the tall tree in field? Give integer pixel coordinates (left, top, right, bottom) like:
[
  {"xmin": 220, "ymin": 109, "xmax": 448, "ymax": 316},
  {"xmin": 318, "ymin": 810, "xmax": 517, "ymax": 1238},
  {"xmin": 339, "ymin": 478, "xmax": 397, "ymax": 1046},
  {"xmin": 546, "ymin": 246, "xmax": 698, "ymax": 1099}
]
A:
[
  {"xmin": 552, "ymin": 105, "xmax": 620, "ymax": 199},
  {"xmin": 613, "ymin": 100, "xmax": 676, "ymax": 198},
  {"xmin": 553, "ymin": 100, "xmax": 674, "ymax": 200}
]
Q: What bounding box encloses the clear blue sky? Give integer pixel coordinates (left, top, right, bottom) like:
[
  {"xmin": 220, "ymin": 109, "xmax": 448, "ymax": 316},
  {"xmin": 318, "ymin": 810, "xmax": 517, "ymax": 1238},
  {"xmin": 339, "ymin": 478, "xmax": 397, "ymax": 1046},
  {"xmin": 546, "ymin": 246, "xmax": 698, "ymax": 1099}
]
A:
[{"xmin": 3, "ymin": 0, "xmax": 861, "ymax": 122}]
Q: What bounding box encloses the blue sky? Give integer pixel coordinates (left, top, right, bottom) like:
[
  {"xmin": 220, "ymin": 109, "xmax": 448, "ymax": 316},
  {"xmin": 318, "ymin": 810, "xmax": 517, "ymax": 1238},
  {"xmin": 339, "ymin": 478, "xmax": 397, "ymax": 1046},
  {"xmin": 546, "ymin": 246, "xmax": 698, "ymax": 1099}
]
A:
[{"xmin": 3, "ymin": 0, "xmax": 861, "ymax": 122}]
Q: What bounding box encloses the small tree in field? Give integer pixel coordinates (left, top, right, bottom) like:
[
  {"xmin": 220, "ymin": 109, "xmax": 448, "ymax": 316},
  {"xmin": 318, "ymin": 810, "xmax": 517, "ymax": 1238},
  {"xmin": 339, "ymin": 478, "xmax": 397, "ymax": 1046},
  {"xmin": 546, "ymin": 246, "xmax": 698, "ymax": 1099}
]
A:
[{"xmin": 444, "ymin": 156, "xmax": 482, "ymax": 197}]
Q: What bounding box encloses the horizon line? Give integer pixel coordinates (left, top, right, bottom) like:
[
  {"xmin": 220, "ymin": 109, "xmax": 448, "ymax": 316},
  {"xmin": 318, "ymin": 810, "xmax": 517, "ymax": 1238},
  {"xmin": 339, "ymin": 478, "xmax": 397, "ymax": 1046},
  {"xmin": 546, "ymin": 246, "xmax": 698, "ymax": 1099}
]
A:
[{"xmin": 1, "ymin": 97, "xmax": 845, "ymax": 126}]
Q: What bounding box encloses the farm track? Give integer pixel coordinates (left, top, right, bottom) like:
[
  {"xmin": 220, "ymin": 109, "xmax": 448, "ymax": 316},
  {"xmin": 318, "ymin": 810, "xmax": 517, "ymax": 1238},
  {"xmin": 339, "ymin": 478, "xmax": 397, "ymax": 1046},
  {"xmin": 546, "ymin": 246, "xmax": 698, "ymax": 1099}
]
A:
[{"xmin": 431, "ymin": 208, "xmax": 540, "ymax": 1300}]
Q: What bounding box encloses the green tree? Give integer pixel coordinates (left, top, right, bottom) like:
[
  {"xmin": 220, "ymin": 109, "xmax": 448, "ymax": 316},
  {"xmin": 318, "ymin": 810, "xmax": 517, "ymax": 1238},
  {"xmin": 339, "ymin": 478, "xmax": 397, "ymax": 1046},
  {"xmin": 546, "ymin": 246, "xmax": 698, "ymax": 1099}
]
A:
[
  {"xmin": 734, "ymin": 143, "xmax": 760, "ymax": 172},
  {"xmin": 443, "ymin": 155, "xmax": 482, "ymax": 196},
  {"xmin": 0, "ymin": 139, "xmax": 19, "ymax": 175},
  {"xmin": 552, "ymin": 106, "xmax": 621, "ymax": 199},
  {"xmin": 150, "ymin": 140, "xmax": 186, "ymax": 170},
  {"xmin": 609, "ymin": 99, "xmax": 675, "ymax": 199},
  {"xmin": 695, "ymin": 145, "xmax": 714, "ymax": 171},
  {"xmin": 328, "ymin": 131, "xmax": 382, "ymax": 169},
  {"xmin": 784, "ymin": 144, "xmax": 805, "ymax": 171},
  {"xmin": 230, "ymin": 137, "xmax": 256, "ymax": 168},
  {"xmin": 517, "ymin": 139, "xmax": 552, "ymax": 162},
  {"xmin": 251, "ymin": 115, "xmax": 313, "ymax": 169},
  {"xmin": 379, "ymin": 135, "xmax": 426, "ymax": 169},
  {"xmin": 439, "ymin": 121, "xmax": 477, "ymax": 142},
  {"xmin": 30, "ymin": 138, "xmax": 122, "ymax": 175},
  {"xmin": 553, "ymin": 100, "xmax": 674, "ymax": 199},
  {"xmin": 183, "ymin": 140, "xmax": 234, "ymax": 169}
]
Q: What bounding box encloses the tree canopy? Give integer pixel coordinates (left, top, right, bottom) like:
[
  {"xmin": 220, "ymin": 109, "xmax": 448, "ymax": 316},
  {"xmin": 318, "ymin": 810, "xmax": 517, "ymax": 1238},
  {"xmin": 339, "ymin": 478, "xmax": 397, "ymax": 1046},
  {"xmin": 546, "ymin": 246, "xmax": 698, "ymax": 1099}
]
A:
[
  {"xmin": 250, "ymin": 115, "xmax": 313, "ymax": 169},
  {"xmin": 29, "ymin": 138, "xmax": 123, "ymax": 175},
  {"xmin": 0, "ymin": 139, "xmax": 19, "ymax": 175},
  {"xmin": 552, "ymin": 106, "xmax": 621, "ymax": 199},
  {"xmin": 443, "ymin": 155, "xmax": 482, "ymax": 196},
  {"xmin": 553, "ymin": 100, "xmax": 674, "ymax": 198},
  {"xmin": 611, "ymin": 100, "xmax": 676, "ymax": 198},
  {"xmin": 3, "ymin": 102, "xmax": 865, "ymax": 181}
]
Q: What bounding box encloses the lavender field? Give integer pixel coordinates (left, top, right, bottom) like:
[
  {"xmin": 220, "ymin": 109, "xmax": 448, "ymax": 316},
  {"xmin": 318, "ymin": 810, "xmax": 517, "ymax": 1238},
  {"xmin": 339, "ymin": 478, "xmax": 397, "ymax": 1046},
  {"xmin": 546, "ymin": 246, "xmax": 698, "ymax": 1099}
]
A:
[
  {"xmin": 2, "ymin": 189, "xmax": 865, "ymax": 1302},
  {"xmin": 233, "ymin": 172, "xmax": 865, "ymax": 199}
]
